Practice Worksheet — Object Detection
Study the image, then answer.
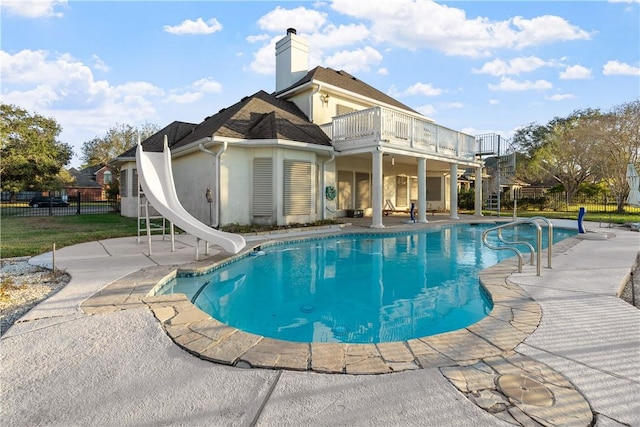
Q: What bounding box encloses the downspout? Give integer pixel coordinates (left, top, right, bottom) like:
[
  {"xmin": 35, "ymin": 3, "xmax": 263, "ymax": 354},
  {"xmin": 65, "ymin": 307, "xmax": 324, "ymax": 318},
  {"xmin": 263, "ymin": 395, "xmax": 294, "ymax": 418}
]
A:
[
  {"xmin": 321, "ymin": 152, "xmax": 336, "ymax": 220},
  {"xmin": 310, "ymin": 84, "xmax": 322, "ymax": 123},
  {"xmin": 199, "ymin": 139, "xmax": 227, "ymax": 228}
]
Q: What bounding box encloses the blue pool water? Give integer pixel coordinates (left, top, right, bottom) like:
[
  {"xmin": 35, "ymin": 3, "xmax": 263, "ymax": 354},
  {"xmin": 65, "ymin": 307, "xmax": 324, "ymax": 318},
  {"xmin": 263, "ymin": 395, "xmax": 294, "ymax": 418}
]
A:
[{"xmin": 159, "ymin": 223, "xmax": 576, "ymax": 343}]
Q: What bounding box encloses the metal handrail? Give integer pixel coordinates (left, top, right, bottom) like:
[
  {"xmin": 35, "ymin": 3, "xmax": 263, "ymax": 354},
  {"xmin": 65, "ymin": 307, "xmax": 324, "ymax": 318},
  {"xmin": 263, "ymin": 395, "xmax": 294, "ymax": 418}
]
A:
[
  {"xmin": 482, "ymin": 219, "xmax": 543, "ymax": 276},
  {"xmin": 529, "ymin": 216, "xmax": 553, "ymax": 268},
  {"xmin": 496, "ymin": 228, "xmax": 535, "ymax": 265}
]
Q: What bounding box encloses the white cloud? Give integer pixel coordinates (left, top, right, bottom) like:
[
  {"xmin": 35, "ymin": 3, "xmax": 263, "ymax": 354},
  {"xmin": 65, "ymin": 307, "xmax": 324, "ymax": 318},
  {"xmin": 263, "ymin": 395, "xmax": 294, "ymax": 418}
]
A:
[
  {"xmin": 248, "ymin": 21, "xmax": 370, "ymax": 75},
  {"xmin": 247, "ymin": 36, "xmax": 283, "ymax": 75},
  {"xmin": 0, "ymin": 49, "xmax": 167, "ymax": 165},
  {"xmin": 2, "ymin": 85, "xmax": 61, "ymax": 107},
  {"xmin": 311, "ymin": 23, "xmax": 369, "ymax": 49},
  {"xmin": 163, "ymin": 78, "xmax": 222, "ymax": 105},
  {"xmin": 559, "ymin": 64, "xmax": 592, "ymax": 79},
  {"xmin": 331, "ymin": 0, "xmax": 591, "ymax": 57},
  {"xmin": 257, "ymin": 6, "xmax": 327, "ymax": 33},
  {"xmin": 92, "ymin": 55, "xmax": 110, "ymax": 72},
  {"xmin": 608, "ymin": 0, "xmax": 640, "ymax": 3},
  {"xmin": 324, "ymin": 46, "xmax": 382, "ymax": 73},
  {"xmin": 488, "ymin": 77, "xmax": 553, "ymax": 91},
  {"xmin": 389, "ymin": 82, "xmax": 443, "ymax": 97},
  {"xmin": 417, "ymin": 104, "xmax": 436, "ymax": 117},
  {"xmin": 510, "ymin": 15, "xmax": 592, "ymax": 49},
  {"xmin": 166, "ymin": 92, "xmax": 203, "ymax": 104},
  {"xmin": 473, "ymin": 56, "xmax": 548, "ymax": 76},
  {"xmin": 489, "ymin": 99, "xmax": 499, "ymax": 105},
  {"xmin": 603, "ymin": 60, "xmax": 640, "ymax": 76},
  {"xmin": 247, "ymin": 34, "xmax": 270, "ymax": 43},
  {"xmin": 164, "ymin": 18, "xmax": 223, "ymax": 35},
  {"xmin": 193, "ymin": 77, "xmax": 222, "ymax": 93},
  {"xmin": 377, "ymin": 68, "xmax": 389, "ymax": 75},
  {"xmin": 546, "ymin": 93, "xmax": 575, "ymax": 101},
  {"xmin": 1, "ymin": 0, "xmax": 66, "ymax": 18}
]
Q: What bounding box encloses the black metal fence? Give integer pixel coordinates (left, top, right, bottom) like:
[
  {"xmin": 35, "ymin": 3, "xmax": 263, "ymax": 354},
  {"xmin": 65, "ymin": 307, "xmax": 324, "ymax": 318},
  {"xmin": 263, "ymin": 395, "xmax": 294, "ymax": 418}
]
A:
[
  {"xmin": 1, "ymin": 191, "xmax": 120, "ymax": 217},
  {"xmin": 504, "ymin": 192, "xmax": 640, "ymax": 215}
]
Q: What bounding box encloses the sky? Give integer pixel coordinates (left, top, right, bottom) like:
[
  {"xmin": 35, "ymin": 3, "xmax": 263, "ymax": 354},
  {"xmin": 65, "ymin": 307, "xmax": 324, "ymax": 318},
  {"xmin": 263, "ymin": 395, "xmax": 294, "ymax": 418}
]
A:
[{"xmin": 1, "ymin": 0, "xmax": 639, "ymax": 168}]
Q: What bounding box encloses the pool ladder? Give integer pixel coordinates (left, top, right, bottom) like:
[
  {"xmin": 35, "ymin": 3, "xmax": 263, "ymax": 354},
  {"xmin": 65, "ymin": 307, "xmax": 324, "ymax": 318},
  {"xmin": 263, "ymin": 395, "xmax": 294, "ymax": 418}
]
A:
[{"xmin": 481, "ymin": 217, "xmax": 553, "ymax": 276}]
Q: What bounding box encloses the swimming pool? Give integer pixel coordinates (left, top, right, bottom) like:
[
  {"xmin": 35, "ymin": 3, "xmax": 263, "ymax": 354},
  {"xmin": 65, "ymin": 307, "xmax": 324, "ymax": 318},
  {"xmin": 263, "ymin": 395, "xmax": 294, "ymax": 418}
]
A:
[{"xmin": 159, "ymin": 223, "xmax": 576, "ymax": 344}]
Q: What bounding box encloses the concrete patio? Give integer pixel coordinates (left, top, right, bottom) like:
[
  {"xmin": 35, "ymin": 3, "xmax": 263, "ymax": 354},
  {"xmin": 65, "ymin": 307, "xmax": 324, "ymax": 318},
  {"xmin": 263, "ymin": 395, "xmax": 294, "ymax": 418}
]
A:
[{"xmin": 1, "ymin": 217, "xmax": 638, "ymax": 426}]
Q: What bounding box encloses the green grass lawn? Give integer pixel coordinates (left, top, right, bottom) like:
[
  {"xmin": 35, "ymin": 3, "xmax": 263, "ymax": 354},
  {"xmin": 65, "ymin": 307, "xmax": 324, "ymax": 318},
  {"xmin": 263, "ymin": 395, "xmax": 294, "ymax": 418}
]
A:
[
  {"xmin": 1, "ymin": 209, "xmax": 637, "ymax": 259},
  {"xmin": 1, "ymin": 214, "xmax": 139, "ymax": 258}
]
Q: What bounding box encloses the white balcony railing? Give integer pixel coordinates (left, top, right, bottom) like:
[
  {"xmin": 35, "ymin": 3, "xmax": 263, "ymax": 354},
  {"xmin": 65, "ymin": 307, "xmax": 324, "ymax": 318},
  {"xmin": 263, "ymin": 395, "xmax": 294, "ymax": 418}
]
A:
[{"xmin": 322, "ymin": 106, "xmax": 476, "ymax": 160}]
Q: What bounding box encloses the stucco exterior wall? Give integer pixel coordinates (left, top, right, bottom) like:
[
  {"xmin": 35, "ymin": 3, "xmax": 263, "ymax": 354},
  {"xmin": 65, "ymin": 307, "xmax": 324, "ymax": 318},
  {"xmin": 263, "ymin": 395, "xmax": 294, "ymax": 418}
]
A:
[{"xmin": 126, "ymin": 144, "xmax": 336, "ymax": 227}]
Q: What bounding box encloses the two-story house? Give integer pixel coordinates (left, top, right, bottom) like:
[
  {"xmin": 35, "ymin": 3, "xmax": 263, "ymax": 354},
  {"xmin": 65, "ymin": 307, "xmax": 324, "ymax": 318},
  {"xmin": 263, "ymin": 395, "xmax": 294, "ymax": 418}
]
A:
[{"xmin": 112, "ymin": 28, "xmax": 484, "ymax": 228}]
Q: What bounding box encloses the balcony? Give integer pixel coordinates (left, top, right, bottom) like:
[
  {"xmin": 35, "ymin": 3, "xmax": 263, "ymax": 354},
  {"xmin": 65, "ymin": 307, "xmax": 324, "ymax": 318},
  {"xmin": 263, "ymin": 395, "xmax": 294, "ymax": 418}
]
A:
[{"xmin": 319, "ymin": 106, "xmax": 477, "ymax": 161}]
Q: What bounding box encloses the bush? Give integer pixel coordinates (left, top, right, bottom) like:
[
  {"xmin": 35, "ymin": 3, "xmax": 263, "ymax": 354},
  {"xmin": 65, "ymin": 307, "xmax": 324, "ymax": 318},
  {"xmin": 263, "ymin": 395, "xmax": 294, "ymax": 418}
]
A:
[{"xmin": 458, "ymin": 189, "xmax": 475, "ymax": 210}]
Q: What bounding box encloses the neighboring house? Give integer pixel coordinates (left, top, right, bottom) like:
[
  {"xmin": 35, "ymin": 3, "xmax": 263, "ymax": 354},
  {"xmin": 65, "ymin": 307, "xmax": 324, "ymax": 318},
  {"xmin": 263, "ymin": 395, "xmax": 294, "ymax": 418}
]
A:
[
  {"xmin": 66, "ymin": 165, "xmax": 114, "ymax": 201},
  {"xmin": 112, "ymin": 28, "xmax": 485, "ymax": 228}
]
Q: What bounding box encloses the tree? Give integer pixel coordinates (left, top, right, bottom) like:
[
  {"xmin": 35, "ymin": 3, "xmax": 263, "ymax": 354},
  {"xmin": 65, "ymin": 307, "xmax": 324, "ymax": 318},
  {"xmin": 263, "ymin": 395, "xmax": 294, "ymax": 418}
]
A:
[
  {"xmin": 0, "ymin": 104, "xmax": 72, "ymax": 197},
  {"xmin": 525, "ymin": 109, "xmax": 605, "ymax": 202},
  {"xmin": 592, "ymin": 100, "xmax": 640, "ymax": 212},
  {"xmin": 512, "ymin": 122, "xmax": 551, "ymax": 182},
  {"xmin": 81, "ymin": 122, "xmax": 160, "ymax": 168}
]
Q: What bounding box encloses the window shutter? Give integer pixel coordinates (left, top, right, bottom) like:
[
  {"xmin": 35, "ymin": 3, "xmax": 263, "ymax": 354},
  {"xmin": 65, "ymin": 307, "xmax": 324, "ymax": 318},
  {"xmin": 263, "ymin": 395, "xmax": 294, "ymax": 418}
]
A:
[
  {"xmin": 120, "ymin": 170, "xmax": 129, "ymax": 198},
  {"xmin": 253, "ymin": 158, "xmax": 273, "ymax": 216},
  {"xmin": 284, "ymin": 160, "xmax": 311, "ymax": 215},
  {"xmin": 132, "ymin": 169, "xmax": 138, "ymax": 197}
]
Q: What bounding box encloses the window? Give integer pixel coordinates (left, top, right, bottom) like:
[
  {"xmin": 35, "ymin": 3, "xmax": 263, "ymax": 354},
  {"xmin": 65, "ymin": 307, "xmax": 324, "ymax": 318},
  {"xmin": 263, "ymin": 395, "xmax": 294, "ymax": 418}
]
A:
[
  {"xmin": 103, "ymin": 170, "xmax": 112, "ymax": 184},
  {"xmin": 284, "ymin": 160, "xmax": 311, "ymax": 215},
  {"xmin": 427, "ymin": 177, "xmax": 441, "ymax": 201}
]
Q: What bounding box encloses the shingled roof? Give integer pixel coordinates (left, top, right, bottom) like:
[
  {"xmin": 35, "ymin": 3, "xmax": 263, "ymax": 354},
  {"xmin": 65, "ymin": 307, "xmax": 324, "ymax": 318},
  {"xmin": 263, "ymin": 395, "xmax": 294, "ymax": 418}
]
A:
[
  {"xmin": 172, "ymin": 90, "xmax": 330, "ymax": 150},
  {"xmin": 117, "ymin": 121, "xmax": 197, "ymax": 157},
  {"xmin": 68, "ymin": 168, "xmax": 102, "ymax": 188},
  {"xmin": 275, "ymin": 66, "xmax": 420, "ymax": 115}
]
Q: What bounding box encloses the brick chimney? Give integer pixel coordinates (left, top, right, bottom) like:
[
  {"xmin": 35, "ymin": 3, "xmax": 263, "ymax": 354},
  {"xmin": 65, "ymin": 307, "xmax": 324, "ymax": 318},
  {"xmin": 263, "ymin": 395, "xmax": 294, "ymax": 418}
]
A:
[{"xmin": 275, "ymin": 28, "xmax": 309, "ymax": 92}]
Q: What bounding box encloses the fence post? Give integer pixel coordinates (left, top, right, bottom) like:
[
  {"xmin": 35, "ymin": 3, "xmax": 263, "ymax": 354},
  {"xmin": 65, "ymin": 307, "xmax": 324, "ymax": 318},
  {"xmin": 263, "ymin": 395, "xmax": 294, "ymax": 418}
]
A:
[
  {"xmin": 76, "ymin": 191, "xmax": 81, "ymax": 215},
  {"xmin": 48, "ymin": 191, "xmax": 53, "ymax": 216}
]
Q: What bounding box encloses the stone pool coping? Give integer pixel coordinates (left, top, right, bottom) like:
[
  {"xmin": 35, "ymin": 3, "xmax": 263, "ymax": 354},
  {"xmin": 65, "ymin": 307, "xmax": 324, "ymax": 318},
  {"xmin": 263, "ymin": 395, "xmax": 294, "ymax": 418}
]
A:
[
  {"xmin": 80, "ymin": 257, "xmax": 547, "ymax": 374},
  {"xmin": 81, "ymin": 233, "xmax": 593, "ymax": 425}
]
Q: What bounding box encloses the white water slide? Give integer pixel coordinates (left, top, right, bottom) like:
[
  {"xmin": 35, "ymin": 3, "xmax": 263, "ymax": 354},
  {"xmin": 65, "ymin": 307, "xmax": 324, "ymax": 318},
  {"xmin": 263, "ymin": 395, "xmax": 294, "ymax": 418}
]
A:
[{"xmin": 136, "ymin": 138, "xmax": 246, "ymax": 254}]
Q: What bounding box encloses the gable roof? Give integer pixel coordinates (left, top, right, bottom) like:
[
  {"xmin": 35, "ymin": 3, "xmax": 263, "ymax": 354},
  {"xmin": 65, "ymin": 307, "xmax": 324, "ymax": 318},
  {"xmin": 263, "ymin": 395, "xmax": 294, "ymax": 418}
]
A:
[
  {"xmin": 172, "ymin": 90, "xmax": 331, "ymax": 150},
  {"xmin": 275, "ymin": 66, "xmax": 420, "ymax": 115}
]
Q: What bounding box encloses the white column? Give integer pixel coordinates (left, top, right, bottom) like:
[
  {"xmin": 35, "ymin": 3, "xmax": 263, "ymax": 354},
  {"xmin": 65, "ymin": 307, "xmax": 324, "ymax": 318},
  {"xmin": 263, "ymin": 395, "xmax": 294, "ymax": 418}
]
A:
[
  {"xmin": 417, "ymin": 158, "xmax": 428, "ymax": 223},
  {"xmin": 449, "ymin": 162, "xmax": 459, "ymax": 219},
  {"xmin": 475, "ymin": 166, "xmax": 483, "ymax": 217},
  {"xmin": 371, "ymin": 150, "xmax": 385, "ymax": 228}
]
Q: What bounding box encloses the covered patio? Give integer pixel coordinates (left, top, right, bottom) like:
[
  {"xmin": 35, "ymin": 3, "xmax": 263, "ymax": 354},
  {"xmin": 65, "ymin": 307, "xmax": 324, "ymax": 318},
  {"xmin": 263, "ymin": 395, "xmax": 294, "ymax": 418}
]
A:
[{"xmin": 321, "ymin": 106, "xmax": 485, "ymax": 228}]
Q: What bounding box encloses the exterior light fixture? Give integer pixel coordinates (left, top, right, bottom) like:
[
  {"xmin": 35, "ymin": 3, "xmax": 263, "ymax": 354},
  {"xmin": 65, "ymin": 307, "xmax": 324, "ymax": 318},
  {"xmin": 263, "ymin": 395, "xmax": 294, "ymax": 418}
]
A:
[{"xmin": 205, "ymin": 188, "xmax": 213, "ymax": 226}]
